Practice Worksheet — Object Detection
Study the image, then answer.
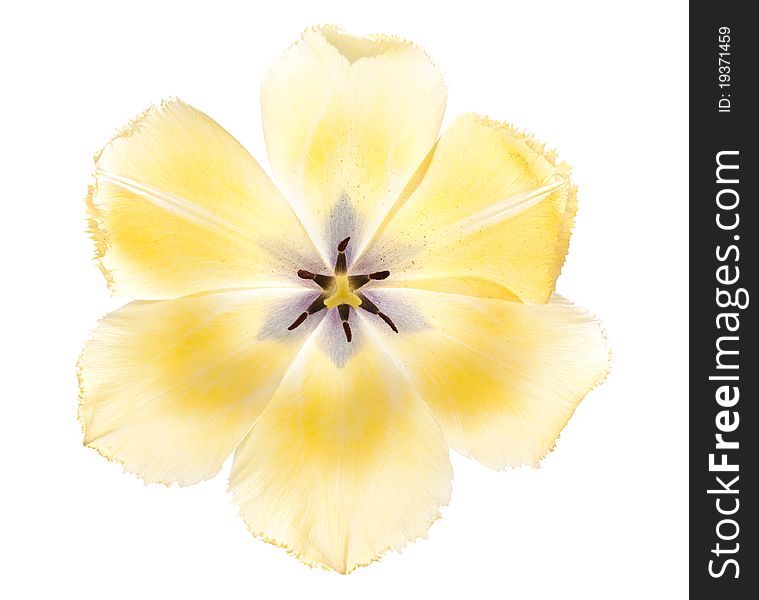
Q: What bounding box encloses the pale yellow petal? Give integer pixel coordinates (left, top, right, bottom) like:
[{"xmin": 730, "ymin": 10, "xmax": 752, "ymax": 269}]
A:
[
  {"xmin": 356, "ymin": 114, "xmax": 577, "ymax": 304},
  {"xmin": 229, "ymin": 317, "xmax": 452, "ymax": 573},
  {"xmin": 261, "ymin": 26, "xmax": 446, "ymax": 263},
  {"xmin": 88, "ymin": 99, "xmax": 321, "ymax": 299},
  {"xmin": 367, "ymin": 288, "xmax": 609, "ymax": 468},
  {"xmin": 78, "ymin": 288, "xmax": 316, "ymax": 486}
]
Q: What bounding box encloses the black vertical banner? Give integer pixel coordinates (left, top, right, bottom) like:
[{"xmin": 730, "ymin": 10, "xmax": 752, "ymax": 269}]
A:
[{"xmin": 691, "ymin": 2, "xmax": 757, "ymax": 597}]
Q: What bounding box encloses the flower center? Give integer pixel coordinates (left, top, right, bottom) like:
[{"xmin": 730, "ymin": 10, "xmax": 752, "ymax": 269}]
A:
[
  {"xmin": 287, "ymin": 237, "xmax": 398, "ymax": 342},
  {"xmin": 324, "ymin": 275, "xmax": 361, "ymax": 310}
]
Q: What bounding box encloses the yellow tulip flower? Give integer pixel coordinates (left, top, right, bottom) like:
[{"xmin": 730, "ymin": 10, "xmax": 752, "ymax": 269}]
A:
[{"xmin": 79, "ymin": 25, "xmax": 610, "ymax": 573}]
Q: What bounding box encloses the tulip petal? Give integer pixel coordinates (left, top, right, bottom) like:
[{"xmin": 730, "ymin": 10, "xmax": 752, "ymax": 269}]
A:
[
  {"xmin": 229, "ymin": 315, "xmax": 452, "ymax": 572},
  {"xmin": 356, "ymin": 114, "xmax": 577, "ymax": 304},
  {"xmin": 78, "ymin": 288, "xmax": 318, "ymax": 486},
  {"xmin": 261, "ymin": 26, "xmax": 446, "ymax": 264},
  {"xmin": 365, "ymin": 288, "xmax": 610, "ymax": 469},
  {"xmin": 88, "ymin": 99, "xmax": 322, "ymax": 299}
]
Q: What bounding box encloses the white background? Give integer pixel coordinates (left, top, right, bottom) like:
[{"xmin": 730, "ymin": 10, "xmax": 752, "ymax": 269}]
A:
[{"xmin": 0, "ymin": 1, "xmax": 688, "ymax": 598}]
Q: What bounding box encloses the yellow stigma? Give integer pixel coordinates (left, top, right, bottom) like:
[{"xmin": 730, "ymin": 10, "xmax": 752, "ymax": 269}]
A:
[{"xmin": 324, "ymin": 275, "xmax": 362, "ymax": 309}]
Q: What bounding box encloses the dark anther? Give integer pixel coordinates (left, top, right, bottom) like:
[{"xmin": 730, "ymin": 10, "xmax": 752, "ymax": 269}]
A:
[
  {"xmin": 349, "ymin": 270, "xmax": 390, "ymax": 291},
  {"xmin": 356, "ymin": 293, "xmax": 399, "ymax": 333},
  {"xmin": 287, "ymin": 312, "xmax": 307, "ymax": 331},
  {"xmin": 338, "ymin": 304, "xmax": 352, "ymax": 342},
  {"xmin": 378, "ymin": 312, "xmax": 399, "ymax": 333},
  {"xmin": 335, "ymin": 237, "xmax": 350, "ymax": 274},
  {"xmin": 297, "ymin": 270, "xmax": 334, "ymax": 290},
  {"xmin": 287, "ymin": 294, "xmax": 327, "ymax": 331}
]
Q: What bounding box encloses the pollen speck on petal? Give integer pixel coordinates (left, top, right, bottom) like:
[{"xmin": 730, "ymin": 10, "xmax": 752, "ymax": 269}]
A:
[
  {"xmin": 261, "ymin": 25, "xmax": 447, "ymax": 261},
  {"xmin": 357, "ymin": 113, "xmax": 577, "ymax": 304}
]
